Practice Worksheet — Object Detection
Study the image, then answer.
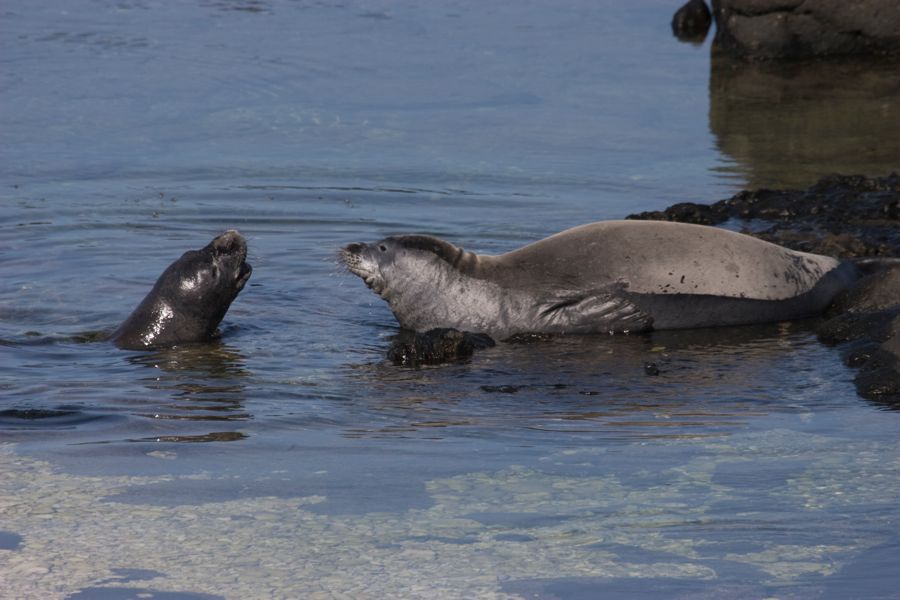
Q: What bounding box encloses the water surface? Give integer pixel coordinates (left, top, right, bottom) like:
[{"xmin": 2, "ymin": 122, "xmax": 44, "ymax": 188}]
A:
[{"xmin": 2, "ymin": 1, "xmax": 900, "ymax": 599}]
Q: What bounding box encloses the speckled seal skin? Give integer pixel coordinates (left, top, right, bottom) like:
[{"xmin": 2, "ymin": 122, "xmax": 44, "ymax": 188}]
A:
[
  {"xmin": 342, "ymin": 220, "xmax": 859, "ymax": 339},
  {"xmin": 111, "ymin": 230, "xmax": 252, "ymax": 350}
]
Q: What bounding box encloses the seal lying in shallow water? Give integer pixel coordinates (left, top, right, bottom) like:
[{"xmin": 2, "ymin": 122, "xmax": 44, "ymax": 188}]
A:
[
  {"xmin": 342, "ymin": 220, "xmax": 859, "ymax": 339},
  {"xmin": 111, "ymin": 230, "xmax": 252, "ymax": 350}
]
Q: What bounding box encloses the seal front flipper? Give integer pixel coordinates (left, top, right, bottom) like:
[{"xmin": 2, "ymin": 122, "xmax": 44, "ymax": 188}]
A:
[{"xmin": 537, "ymin": 288, "xmax": 653, "ymax": 334}]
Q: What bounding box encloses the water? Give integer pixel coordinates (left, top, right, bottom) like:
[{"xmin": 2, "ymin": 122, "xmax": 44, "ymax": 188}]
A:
[{"xmin": 2, "ymin": 1, "xmax": 900, "ymax": 598}]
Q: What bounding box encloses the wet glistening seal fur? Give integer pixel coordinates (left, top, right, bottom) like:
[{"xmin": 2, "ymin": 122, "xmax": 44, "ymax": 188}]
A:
[
  {"xmin": 111, "ymin": 230, "xmax": 252, "ymax": 350},
  {"xmin": 342, "ymin": 220, "xmax": 859, "ymax": 338}
]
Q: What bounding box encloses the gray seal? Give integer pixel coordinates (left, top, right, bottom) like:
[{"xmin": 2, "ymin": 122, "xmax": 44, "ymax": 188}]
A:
[
  {"xmin": 111, "ymin": 230, "xmax": 252, "ymax": 350},
  {"xmin": 342, "ymin": 220, "xmax": 859, "ymax": 338}
]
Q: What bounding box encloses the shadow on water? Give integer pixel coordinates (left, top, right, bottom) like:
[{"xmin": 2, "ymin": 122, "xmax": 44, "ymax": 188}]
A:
[
  {"xmin": 341, "ymin": 321, "xmax": 846, "ymax": 441},
  {"xmin": 709, "ymin": 55, "xmax": 900, "ymax": 189}
]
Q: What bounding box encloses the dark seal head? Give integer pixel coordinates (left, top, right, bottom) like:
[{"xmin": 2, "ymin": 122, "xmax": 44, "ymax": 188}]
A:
[{"xmin": 111, "ymin": 230, "xmax": 252, "ymax": 350}]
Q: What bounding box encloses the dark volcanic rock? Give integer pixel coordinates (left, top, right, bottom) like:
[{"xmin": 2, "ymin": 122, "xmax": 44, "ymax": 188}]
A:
[
  {"xmin": 818, "ymin": 267, "xmax": 900, "ymax": 404},
  {"xmin": 672, "ymin": 0, "xmax": 712, "ymax": 43},
  {"xmin": 710, "ymin": 0, "xmax": 900, "ymax": 60},
  {"xmin": 629, "ymin": 173, "xmax": 900, "ymax": 257},
  {"xmin": 855, "ymin": 333, "xmax": 900, "ymax": 401},
  {"xmin": 821, "ymin": 309, "xmax": 900, "ymax": 404},
  {"xmin": 387, "ymin": 328, "xmax": 495, "ymax": 367},
  {"xmin": 827, "ymin": 266, "xmax": 900, "ymax": 316}
]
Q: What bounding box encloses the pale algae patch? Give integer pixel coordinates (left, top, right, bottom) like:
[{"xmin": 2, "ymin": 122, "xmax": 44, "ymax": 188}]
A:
[{"xmin": 1, "ymin": 428, "xmax": 899, "ymax": 599}]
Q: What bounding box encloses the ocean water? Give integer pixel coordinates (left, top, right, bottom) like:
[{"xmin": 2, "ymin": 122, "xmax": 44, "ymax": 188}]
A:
[{"xmin": 2, "ymin": 1, "xmax": 900, "ymax": 599}]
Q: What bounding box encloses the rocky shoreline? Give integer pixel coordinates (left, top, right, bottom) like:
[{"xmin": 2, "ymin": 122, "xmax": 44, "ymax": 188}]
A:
[{"xmin": 672, "ymin": 0, "xmax": 900, "ymax": 60}]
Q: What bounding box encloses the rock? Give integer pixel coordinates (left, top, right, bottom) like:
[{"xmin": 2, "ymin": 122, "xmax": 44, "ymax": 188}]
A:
[
  {"xmin": 481, "ymin": 385, "xmax": 521, "ymax": 394},
  {"xmin": 827, "ymin": 266, "xmax": 900, "ymax": 316},
  {"xmin": 710, "ymin": 0, "xmax": 900, "ymax": 60},
  {"xmin": 629, "ymin": 173, "xmax": 900, "ymax": 258},
  {"xmin": 839, "ymin": 313, "xmax": 900, "ymax": 403},
  {"xmin": 817, "ymin": 267, "xmax": 900, "ymax": 404},
  {"xmin": 672, "ymin": 0, "xmax": 712, "ymax": 43},
  {"xmin": 817, "ymin": 307, "xmax": 898, "ymax": 347},
  {"xmin": 855, "ymin": 342, "xmax": 900, "ymax": 401},
  {"xmin": 387, "ymin": 328, "xmax": 495, "ymax": 367}
]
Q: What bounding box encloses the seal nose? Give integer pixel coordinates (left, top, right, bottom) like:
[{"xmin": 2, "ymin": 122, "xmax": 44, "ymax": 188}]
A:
[
  {"xmin": 344, "ymin": 242, "xmax": 365, "ymax": 255},
  {"xmin": 213, "ymin": 230, "xmax": 247, "ymax": 256}
]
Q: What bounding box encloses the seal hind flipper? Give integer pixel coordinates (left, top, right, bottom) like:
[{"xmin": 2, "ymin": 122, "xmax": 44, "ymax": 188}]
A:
[{"xmin": 538, "ymin": 289, "xmax": 653, "ymax": 333}]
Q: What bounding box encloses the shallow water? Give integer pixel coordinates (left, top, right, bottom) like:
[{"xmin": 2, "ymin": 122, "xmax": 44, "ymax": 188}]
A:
[{"xmin": 2, "ymin": 1, "xmax": 900, "ymax": 599}]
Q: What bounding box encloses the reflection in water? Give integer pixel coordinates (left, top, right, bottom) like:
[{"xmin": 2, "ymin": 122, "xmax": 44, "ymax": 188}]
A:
[
  {"xmin": 129, "ymin": 432, "xmax": 248, "ymax": 443},
  {"xmin": 126, "ymin": 341, "xmax": 252, "ymax": 442},
  {"xmin": 709, "ymin": 56, "xmax": 900, "ymax": 188},
  {"xmin": 344, "ymin": 322, "xmax": 834, "ymax": 440}
]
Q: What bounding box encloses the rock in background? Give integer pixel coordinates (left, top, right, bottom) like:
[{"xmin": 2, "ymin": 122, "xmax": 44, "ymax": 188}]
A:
[{"xmin": 709, "ymin": 0, "xmax": 900, "ymax": 59}]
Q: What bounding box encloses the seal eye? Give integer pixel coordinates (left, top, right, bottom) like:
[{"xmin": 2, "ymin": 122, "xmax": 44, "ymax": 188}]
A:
[{"xmin": 378, "ymin": 244, "xmax": 388, "ymax": 252}]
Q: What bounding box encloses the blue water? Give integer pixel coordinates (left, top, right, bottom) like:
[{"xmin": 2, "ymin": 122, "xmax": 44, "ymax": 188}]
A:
[{"xmin": 2, "ymin": 1, "xmax": 900, "ymax": 599}]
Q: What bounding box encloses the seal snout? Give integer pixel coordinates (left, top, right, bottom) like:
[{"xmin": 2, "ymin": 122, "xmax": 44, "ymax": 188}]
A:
[
  {"xmin": 213, "ymin": 230, "xmax": 248, "ymax": 258},
  {"xmin": 341, "ymin": 242, "xmax": 386, "ymax": 294},
  {"xmin": 343, "ymin": 242, "xmax": 366, "ymax": 255},
  {"xmin": 340, "ymin": 242, "xmax": 368, "ymax": 273}
]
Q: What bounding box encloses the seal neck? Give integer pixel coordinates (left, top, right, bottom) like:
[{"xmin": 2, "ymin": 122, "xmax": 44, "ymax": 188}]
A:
[{"xmin": 450, "ymin": 245, "xmax": 480, "ymax": 276}]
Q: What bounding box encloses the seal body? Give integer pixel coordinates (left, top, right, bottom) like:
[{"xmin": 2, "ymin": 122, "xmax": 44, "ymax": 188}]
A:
[
  {"xmin": 342, "ymin": 220, "xmax": 859, "ymax": 338},
  {"xmin": 111, "ymin": 230, "xmax": 252, "ymax": 350}
]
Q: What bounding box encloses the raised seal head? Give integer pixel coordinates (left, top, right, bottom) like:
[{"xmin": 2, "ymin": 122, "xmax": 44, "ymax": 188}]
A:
[
  {"xmin": 341, "ymin": 235, "xmax": 486, "ymax": 332},
  {"xmin": 111, "ymin": 230, "xmax": 252, "ymax": 350},
  {"xmin": 341, "ymin": 235, "xmax": 469, "ymax": 297}
]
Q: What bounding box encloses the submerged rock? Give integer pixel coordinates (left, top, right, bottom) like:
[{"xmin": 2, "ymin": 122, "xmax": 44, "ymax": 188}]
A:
[
  {"xmin": 387, "ymin": 328, "xmax": 495, "ymax": 367},
  {"xmin": 818, "ymin": 267, "xmax": 900, "ymax": 403},
  {"xmin": 710, "ymin": 0, "xmax": 900, "ymax": 60},
  {"xmin": 827, "ymin": 265, "xmax": 900, "ymax": 316}
]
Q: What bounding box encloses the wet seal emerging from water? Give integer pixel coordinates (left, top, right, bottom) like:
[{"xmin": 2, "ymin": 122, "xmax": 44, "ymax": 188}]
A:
[
  {"xmin": 111, "ymin": 230, "xmax": 252, "ymax": 350},
  {"xmin": 342, "ymin": 220, "xmax": 859, "ymax": 340}
]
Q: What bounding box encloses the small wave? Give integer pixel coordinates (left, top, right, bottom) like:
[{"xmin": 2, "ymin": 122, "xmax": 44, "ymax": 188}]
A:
[{"xmin": 0, "ymin": 407, "xmax": 112, "ymax": 428}]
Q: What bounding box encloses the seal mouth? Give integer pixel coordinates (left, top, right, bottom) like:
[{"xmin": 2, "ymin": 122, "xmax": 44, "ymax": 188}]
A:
[
  {"xmin": 236, "ymin": 261, "xmax": 253, "ymax": 289},
  {"xmin": 211, "ymin": 230, "xmax": 252, "ymax": 289}
]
